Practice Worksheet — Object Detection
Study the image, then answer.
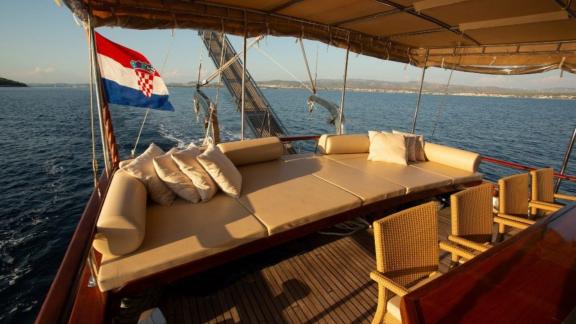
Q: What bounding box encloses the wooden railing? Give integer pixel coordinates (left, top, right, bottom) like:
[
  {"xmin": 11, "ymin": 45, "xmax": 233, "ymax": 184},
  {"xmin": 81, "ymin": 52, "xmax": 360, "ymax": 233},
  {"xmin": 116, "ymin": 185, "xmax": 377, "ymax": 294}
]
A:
[{"xmin": 35, "ymin": 171, "xmax": 114, "ymax": 324}]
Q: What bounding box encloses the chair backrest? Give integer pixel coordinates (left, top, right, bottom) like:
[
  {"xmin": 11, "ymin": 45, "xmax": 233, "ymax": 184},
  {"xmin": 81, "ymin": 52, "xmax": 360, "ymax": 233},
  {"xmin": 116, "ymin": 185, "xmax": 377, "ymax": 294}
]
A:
[
  {"xmin": 530, "ymin": 168, "xmax": 555, "ymax": 204},
  {"xmin": 451, "ymin": 183, "xmax": 493, "ymax": 243},
  {"xmin": 373, "ymin": 201, "xmax": 438, "ymax": 287},
  {"xmin": 498, "ymin": 173, "xmax": 529, "ymax": 216}
]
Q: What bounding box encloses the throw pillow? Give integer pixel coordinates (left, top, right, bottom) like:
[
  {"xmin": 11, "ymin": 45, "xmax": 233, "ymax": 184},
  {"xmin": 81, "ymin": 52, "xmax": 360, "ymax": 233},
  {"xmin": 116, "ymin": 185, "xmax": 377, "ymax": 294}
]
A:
[
  {"xmin": 172, "ymin": 146, "xmax": 218, "ymax": 202},
  {"xmin": 153, "ymin": 148, "xmax": 201, "ymax": 203},
  {"xmin": 196, "ymin": 145, "xmax": 242, "ymax": 198},
  {"xmin": 123, "ymin": 143, "xmax": 175, "ymax": 206},
  {"xmin": 367, "ymin": 131, "xmax": 408, "ymax": 165},
  {"xmin": 392, "ymin": 130, "xmax": 426, "ymax": 161}
]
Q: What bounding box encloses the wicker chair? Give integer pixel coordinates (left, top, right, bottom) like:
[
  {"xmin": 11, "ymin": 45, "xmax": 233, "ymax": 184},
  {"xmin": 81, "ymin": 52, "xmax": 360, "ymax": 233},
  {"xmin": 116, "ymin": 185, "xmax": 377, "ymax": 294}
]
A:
[
  {"xmin": 497, "ymin": 173, "xmax": 560, "ymax": 236},
  {"xmin": 448, "ymin": 183, "xmax": 528, "ymax": 262},
  {"xmin": 530, "ymin": 168, "xmax": 574, "ymax": 215},
  {"xmin": 370, "ymin": 202, "xmax": 474, "ymax": 324}
]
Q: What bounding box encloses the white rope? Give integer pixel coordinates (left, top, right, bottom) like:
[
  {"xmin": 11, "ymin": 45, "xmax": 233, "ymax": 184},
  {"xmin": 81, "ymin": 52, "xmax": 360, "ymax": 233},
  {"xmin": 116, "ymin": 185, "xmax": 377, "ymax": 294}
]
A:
[
  {"xmin": 87, "ymin": 27, "xmax": 99, "ymax": 188},
  {"xmin": 299, "ymin": 38, "xmax": 317, "ymax": 94},
  {"xmin": 255, "ymin": 46, "xmax": 314, "ymax": 93},
  {"xmin": 430, "ymin": 68, "xmax": 454, "ymax": 139},
  {"xmin": 131, "ymin": 31, "xmax": 175, "ymax": 157}
]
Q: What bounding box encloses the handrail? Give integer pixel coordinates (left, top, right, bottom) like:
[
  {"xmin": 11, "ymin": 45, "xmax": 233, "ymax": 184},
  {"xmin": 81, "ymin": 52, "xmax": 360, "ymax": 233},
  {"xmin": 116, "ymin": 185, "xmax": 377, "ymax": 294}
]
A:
[
  {"xmin": 36, "ymin": 171, "xmax": 113, "ymax": 324},
  {"xmin": 481, "ymin": 156, "xmax": 576, "ymax": 182},
  {"xmin": 279, "ymin": 135, "xmax": 322, "ymax": 142}
]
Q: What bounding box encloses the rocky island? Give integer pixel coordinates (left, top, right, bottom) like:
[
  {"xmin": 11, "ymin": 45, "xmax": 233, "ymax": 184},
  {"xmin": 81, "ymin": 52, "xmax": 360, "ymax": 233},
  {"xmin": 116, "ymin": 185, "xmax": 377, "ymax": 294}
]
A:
[{"xmin": 0, "ymin": 77, "xmax": 27, "ymax": 87}]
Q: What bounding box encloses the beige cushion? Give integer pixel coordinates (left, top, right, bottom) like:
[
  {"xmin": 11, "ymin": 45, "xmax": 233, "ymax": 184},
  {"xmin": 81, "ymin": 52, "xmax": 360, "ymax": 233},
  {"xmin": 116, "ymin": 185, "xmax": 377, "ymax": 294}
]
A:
[
  {"xmin": 424, "ymin": 142, "xmax": 481, "ymax": 173},
  {"xmin": 217, "ymin": 137, "xmax": 284, "ymax": 166},
  {"xmin": 237, "ymin": 159, "xmax": 362, "ymax": 235},
  {"xmin": 197, "ymin": 145, "xmax": 242, "ymax": 198},
  {"xmin": 284, "ymin": 155, "xmax": 407, "ymax": 204},
  {"xmin": 172, "ymin": 146, "xmax": 218, "ymax": 202},
  {"xmin": 97, "ymin": 194, "xmax": 268, "ymax": 291},
  {"xmin": 93, "ymin": 170, "xmax": 147, "ymax": 256},
  {"xmin": 411, "ymin": 161, "xmax": 483, "ymax": 184},
  {"xmin": 317, "ymin": 134, "xmax": 369, "ymax": 155},
  {"xmin": 123, "ymin": 143, "xmax": 175, "ymax": 206},
  {"xmin": 326, "ymin": 154, "xmax": 452, "ymax": 193},
  {"xmin": 368, "ymin": 131, "xmax": 408, "ymax": 165},
  {"xmin": 387, "ymin": 272, "xmax": 442, "ymax": 322},
  {"xmin": 153, "ymin": 148, "xmax": 201, "ymax": 203},
  {"xmin": 392, "ymin": 130, "xmax": 425, "ymax": 161}
]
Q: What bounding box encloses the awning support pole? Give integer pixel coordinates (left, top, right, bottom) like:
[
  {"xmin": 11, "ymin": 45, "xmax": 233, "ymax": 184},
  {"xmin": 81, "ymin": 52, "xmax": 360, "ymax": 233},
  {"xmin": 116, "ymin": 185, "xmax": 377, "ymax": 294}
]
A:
[
  {"xmin": 555, "ymin": 127, "xmax": 576, "ymax": 192},
  {"xmin": 88, "ymin": 24, "xmax": 111, "ymax": 173},
  {"xmin": 411, "ymin": 52, "xmax": 429, "ymax": 134},
  {"xmin": 241, "ymin": 32, "xmax": 247, "ymax": 140},
  {"xmin": 338, "ymin": 40, "xmax": 350, "ymax": 135}
]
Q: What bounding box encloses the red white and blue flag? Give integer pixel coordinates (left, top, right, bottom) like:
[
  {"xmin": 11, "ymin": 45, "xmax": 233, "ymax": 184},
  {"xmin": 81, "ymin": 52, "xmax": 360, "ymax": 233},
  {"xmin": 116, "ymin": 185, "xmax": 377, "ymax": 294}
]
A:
[{"xmin": 95, "ymin": 32, "xmax": 174, "ymax": 111}]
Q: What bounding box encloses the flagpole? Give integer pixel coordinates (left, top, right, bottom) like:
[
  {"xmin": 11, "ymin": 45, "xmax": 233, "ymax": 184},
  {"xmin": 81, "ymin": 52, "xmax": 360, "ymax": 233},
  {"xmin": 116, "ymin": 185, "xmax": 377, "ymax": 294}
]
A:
[{"xmin": 88, "ymin": 23, "xmax": 111, "ymax": 174}]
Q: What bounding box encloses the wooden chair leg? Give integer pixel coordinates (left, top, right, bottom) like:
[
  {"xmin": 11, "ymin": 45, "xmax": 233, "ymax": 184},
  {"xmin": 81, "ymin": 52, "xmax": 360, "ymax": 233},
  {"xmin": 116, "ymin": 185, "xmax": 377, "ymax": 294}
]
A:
[{"xmin": 372, "ymin": 285, "xmax": 387, "ymax": 324}]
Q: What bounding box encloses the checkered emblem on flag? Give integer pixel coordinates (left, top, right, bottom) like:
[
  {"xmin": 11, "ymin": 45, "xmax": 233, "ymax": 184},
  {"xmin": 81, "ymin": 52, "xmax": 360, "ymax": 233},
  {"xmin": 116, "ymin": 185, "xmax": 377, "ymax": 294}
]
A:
[{"xmin": 135, "ymin": 70, "xmax": 154, "ymax": 97}]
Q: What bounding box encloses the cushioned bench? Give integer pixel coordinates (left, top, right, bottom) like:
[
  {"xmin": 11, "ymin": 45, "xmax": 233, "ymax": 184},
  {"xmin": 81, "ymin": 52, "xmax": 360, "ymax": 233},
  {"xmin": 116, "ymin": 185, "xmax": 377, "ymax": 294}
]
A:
[{"xmin": 93, "ymin": 134, "xmax": 482, "ymax": 292}]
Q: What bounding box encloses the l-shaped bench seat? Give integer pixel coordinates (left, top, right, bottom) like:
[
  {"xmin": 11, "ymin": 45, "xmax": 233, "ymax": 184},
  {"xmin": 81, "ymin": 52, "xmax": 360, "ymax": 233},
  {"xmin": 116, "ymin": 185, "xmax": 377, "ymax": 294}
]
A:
[{"xmin": 93, "ymin": 135, "xmax": 483, "ymax": 292}]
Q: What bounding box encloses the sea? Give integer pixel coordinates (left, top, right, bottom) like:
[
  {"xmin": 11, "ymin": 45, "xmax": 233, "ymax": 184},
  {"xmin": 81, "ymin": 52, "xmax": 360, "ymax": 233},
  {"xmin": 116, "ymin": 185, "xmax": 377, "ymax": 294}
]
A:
[{"xmin": 0, "ymin": 86, "xmax": 575, "ymax": 323}]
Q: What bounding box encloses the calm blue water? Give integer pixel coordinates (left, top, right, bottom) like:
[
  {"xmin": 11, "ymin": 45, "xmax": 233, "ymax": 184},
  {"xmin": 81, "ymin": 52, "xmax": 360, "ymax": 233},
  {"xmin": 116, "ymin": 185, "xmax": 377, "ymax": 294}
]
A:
[{"xmin": 0, "ymin": 86, "xmax": 574, "ymax": 323}]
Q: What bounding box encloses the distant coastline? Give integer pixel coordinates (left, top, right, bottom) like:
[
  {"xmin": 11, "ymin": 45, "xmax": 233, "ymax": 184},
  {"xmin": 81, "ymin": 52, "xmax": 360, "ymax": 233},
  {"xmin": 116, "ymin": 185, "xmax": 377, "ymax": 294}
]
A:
[
  {"xmin": 169, "ymin": 79, "xmax": 576, "ymax": 100},
  {"xmin": 0, "ymin": 77, "xmax": 27, "ymax": 87}
]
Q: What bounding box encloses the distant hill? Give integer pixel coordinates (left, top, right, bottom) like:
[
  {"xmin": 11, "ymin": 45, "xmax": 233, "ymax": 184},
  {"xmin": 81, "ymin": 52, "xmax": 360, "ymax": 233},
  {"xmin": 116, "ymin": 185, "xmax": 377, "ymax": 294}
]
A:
[
  {"xmin": 0, "ymin": 77, "xmax": 27, "ymax": 87},
  {"xmin": 170, "ymin": 78, "xmax": 575, "ymax": 100},
  {"xmin": 256, "ymin": 79, "xmax": 576, "ymax": 100}
]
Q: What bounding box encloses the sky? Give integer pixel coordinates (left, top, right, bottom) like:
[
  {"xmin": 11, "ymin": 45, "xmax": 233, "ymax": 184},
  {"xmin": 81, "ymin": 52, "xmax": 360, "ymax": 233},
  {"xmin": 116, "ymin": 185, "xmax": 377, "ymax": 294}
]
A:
[{"xmin": 1, "ymin": 1, "xmax": 575, "ymax": 90}]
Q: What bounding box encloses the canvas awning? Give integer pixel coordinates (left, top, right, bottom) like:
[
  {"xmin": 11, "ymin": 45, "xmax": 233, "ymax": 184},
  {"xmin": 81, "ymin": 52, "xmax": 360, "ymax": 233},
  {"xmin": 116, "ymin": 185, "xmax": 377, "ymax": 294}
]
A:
[{"xmin": 64, "ymin": 0, "xmax": 576, "ymax": 74}]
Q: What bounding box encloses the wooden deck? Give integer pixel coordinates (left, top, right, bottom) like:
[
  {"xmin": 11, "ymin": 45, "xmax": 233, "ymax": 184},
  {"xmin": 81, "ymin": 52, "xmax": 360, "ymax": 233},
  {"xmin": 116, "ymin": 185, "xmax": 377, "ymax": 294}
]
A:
[{"xmin": 150, "ymin": 206, "xmax": 457, "ymax": 324}]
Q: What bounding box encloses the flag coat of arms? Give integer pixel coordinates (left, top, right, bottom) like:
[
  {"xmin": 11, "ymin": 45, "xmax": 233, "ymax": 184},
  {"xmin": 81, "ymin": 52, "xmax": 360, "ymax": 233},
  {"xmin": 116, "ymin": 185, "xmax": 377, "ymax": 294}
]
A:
[{"xmin": 95, "ymin": 32, "xmax": 174, "ymax": 111}]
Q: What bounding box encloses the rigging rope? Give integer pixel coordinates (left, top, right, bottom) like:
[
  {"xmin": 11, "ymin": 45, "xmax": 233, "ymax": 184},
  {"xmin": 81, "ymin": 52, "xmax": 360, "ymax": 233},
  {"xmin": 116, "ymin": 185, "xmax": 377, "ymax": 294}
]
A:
[
  {"xmin": 131, "ymin": 30, "xmax": 175, "ymax": 157},
  {"xmin": 298, "ymin": 38, "xmax": 317, "ymax": 94},
  {"xmin": 255, "ymin": 46, "xmax": 314, "ymax": 93},
  {"xmin": 430, "ymin": 68, "xmax": 454, "ymax": 139},
  {"xmin": 87, "ymin": 27, "xmax": 98, "ymax": 189}
]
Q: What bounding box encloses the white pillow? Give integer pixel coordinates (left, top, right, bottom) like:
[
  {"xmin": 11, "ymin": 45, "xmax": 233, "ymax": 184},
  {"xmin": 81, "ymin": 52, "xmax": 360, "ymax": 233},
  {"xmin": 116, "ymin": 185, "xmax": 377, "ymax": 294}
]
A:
[
  {"xmin": 196, "ymin": 145, "xmax": 242, "ymax": 198},
  {"xmin": 367, "ymin": 131, "xmax": 408, "ymax": 165},
  {"xmin": 123, "ymin": 143, "xmax": 175, "ymax": 206},
  {"xmin": 172, "ymin": 146, "xmax": 218, "ymax": 202},
  {"xmin": 392, "ymin": 130, "xmax": 426, "ymax": 161},
  {"xmin": 153, "ymin": 148, "xmax": 201, "ymax": 203}
]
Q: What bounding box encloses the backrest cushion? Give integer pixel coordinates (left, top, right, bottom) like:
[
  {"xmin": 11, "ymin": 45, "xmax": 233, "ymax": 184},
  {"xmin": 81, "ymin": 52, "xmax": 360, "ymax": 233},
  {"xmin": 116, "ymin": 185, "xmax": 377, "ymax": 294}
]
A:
[
  {"xmin": 122, "ymin": 143, "xmax": 175, "ymax": 206},
  {"xmin": 93, "ymin": 170, "xmax": 147, "ymax": 256},
  {"xmin": 172, "ymin": 146, "xmax": 218, "ymax": 202},
  {"xmin": 317, "ymin": 134, "xmax": 370, "ymax": 154},
  {"xmin": 217, "ymin": 137, "xmax": 284, "ymax": 166},
  {"xmin": 424, "ymin": 142, "xmax": 480, "ymax": 173},
  {"xmin": 197, "ymin": 145, "xmax": 243, "ymax": 198},
  {"xmin": 153, "ymin": 148, "xmax": 201, "ymax": 203},
  {"xmin": 367, "ymin": 131, "xmax": 408, "ymax": 165}
]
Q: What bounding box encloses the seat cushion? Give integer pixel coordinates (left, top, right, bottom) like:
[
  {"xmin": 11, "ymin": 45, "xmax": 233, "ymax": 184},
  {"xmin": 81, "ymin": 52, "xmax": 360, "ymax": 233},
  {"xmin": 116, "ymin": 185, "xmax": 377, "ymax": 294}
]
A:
[
  {"xmin": 411, "ymin": 161, "xmax": 483, "ymax": 184},
  {"xmin": 325, "ymin": 154, "xmax": 452, "ymax": 193},
  {"xmin": 283, "ymin": 155, "xmax": 406, "ymax": 204},
  {"xmin": 387, "ymin": 272, "xmax": 442, "ymax": 322},
  {"xmin": 237, "ymin": 159, "xmax": 362, "ymax": 235},
  {"xmin": 97, "ymin": 194, "xmax": 267, "ymax": 291}
]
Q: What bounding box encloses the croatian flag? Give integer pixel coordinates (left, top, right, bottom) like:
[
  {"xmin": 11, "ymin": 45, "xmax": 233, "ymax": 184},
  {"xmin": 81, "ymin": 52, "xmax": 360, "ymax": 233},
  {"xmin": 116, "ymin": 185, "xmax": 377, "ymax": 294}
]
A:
[{"xmin": 95, "ymin": 32, "xmax": 174, "ymax": 111}]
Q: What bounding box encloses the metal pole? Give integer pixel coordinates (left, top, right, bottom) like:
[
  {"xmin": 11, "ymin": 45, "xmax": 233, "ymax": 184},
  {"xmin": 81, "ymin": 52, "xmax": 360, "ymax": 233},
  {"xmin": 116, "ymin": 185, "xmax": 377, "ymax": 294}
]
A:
[
  {"xmin": 338, "ymin": 42, "xmax": 350, "ymax": 135},
  {"xmin": 555, "ymin": 127, "xmax": 576, "ymax": 192},
  {"xmin": 88, "ymin": 24, "xmax": 111, "ymax": 173},
  {"xmin": 241, "ymin": 33, "xmax": 247, "ymax": 140},
  {"xmin": 411, "ymin": 52, "xmax": 429, "ymax": 134}
]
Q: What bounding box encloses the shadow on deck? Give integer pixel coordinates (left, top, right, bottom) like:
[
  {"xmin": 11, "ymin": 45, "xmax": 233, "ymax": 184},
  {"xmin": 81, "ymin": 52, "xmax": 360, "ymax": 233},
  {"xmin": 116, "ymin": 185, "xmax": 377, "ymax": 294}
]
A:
[{"xmin": 156, "ymin": 208, "xmax": 456, "ymax": 323}]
